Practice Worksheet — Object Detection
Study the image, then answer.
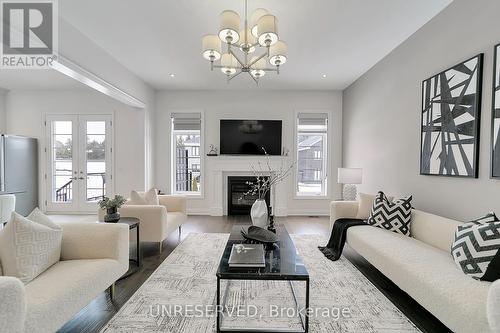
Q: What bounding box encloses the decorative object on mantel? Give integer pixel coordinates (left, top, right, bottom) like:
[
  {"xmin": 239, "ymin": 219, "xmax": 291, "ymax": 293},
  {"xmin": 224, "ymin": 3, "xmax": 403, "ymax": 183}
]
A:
[
  {"xmin": 207, "ymin": 144, "xmax": 218, "ymax": 156},
  {"xmin": 420, "ymin": 54, "xmax": 483, "ymax": 178},
  {"xmin": 201, "ymin": 0, "xmax": 287, "ymax": 85},
  {"xmin": 491, "ymin": 44, "xmax": 500, "ymax": 178},
  {"xmin": 243, "ymin": 147, "xmax": 294, "ymax": 228},
  {"xmin": 99, "ymin": 195, "xmax": 127, "ymax": 223},
  {"xmin": 338, "ymin": 168, "xmax": 362, "ymax": 201}
]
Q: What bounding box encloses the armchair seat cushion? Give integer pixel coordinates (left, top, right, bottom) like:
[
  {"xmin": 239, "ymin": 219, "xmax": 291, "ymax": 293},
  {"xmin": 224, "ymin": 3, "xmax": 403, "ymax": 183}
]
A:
[{"xmin": 24, "ymin": 258, "xmax": 125, "ymax": 333}]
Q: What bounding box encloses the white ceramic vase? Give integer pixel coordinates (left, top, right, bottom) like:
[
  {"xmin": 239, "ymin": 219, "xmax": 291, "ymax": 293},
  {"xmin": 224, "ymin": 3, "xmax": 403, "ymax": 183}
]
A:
[{"xmin": 250, "ymin": 199, "xmax": 268, "ymax": 228}]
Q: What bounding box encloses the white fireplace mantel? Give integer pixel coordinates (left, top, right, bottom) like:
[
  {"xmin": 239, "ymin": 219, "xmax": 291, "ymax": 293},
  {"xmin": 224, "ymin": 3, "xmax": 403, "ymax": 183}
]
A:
[{"xmin": 205, "ymin": 155, "xmax": 291, "ymax": 216}]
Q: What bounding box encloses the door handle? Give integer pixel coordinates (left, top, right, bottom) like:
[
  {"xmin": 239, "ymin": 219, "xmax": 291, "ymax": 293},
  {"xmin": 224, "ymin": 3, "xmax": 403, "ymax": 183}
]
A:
[{"xmin": 78, "ymin": 177, "xmax": 85, "ymax": 180}]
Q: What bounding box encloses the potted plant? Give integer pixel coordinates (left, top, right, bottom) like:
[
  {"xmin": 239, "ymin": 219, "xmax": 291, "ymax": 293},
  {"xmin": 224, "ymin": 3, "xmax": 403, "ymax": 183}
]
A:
[{"xmin": 98, "ymin": 195, "xmax": 127, "ymax": 223}]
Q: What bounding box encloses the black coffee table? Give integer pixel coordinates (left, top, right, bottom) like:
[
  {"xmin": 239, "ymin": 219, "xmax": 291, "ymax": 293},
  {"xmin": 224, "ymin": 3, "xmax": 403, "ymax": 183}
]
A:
[{"xmin": 216, "ymin": 223, "xmax": 310, "ymax": 333}]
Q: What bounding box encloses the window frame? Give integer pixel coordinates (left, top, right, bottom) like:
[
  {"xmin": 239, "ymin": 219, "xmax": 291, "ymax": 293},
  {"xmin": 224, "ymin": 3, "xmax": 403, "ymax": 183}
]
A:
[
  {"xmin": 293, "ymin": 110, "xmax": 331, "ymax": 199},
  {"xmin": 170, "ymin": 112, "xmax": 204, "ymax": 198}
]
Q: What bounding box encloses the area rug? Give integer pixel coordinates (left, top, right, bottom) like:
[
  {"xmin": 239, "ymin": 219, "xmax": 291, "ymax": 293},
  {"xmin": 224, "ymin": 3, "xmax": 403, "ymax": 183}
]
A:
[{"xmin": 101, "ymin": 233, "xmax": 419, "ymax": 332}]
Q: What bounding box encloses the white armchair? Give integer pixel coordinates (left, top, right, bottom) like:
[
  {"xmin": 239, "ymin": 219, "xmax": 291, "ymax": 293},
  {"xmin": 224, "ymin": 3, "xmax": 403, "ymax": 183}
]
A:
[{"xmin": 99, "ymin": 195, "xmax": 188, "ymax": 252}]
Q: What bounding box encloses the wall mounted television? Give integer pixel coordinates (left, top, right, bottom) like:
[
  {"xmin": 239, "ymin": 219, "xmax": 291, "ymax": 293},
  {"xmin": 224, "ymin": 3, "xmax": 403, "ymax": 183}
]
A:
[{"xmin": 220, "ymin": 119, "xmax": 282, "ymax": 155}]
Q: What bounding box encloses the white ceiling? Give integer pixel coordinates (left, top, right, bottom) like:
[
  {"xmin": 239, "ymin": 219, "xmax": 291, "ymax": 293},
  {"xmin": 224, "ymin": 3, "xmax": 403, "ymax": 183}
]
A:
[
  {"xmin": 59, "ymin": 0, "xmax": 451, "ymax": 90},
  {"xmin": 0, "ymin": 0, "xmax": 452, "ymax": 91}
]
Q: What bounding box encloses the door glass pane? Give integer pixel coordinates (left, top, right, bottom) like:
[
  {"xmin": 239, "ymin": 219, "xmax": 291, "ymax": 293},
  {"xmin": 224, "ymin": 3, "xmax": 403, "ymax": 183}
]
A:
[
  {"xmin": 52, "ymin": 122, "xmax": 73, "ymax": 203},
  {"xmin": 86, "ymin": 121, "xmax": 106, "ymax": 202}
]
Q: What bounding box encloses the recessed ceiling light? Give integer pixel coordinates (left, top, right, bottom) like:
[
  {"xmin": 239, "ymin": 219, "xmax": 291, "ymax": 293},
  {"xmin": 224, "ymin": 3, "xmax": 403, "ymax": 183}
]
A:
[
  {"xmin": 322, "ymin": 74, "xmax": 327, "ymax": 78},
  {"xmin": 169, "ymin": 73, "xmax": 175, "ymax": 78}
]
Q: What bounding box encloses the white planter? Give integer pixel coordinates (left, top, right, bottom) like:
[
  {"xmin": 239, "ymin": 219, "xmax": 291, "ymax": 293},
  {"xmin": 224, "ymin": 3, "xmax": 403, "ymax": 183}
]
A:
[{"xmin": 250, "ymin": 199, "xmax": 268, "ymax": 228}]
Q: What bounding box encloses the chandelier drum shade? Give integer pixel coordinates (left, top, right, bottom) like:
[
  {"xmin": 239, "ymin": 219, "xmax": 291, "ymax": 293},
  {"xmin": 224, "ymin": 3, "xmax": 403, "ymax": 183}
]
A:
[{"xmin": 201, "ymin": 0, "xmax": 287, "ymax": 85}]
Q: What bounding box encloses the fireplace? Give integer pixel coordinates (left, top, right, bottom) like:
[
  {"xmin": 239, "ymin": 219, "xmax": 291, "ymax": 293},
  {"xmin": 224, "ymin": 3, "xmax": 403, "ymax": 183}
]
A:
[{"xmin": 227, "ymin": 176, "xmax": 270, "ymax": 215}]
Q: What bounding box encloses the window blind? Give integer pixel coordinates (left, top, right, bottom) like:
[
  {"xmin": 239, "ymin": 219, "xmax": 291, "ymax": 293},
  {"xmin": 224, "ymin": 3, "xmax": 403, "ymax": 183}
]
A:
[
  {"xmin": 297, "ymin": 112, "xmax": 328, "ymax": 129},
  {"xmin": 171, "ymin": 113, "xmax": 201, "ymax": 131}
]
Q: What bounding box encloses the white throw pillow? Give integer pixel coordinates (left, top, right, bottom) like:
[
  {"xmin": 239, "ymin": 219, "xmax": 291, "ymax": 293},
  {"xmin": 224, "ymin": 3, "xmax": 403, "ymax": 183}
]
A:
[
  {"xmin": 0, "ymin": 211, "xmax": 62, "ymax": 283},
  {"xmin": 356, "ymin": 192, "xmax": 393, "ymax": 219},
  {"xmin": 129, "ymin": 188, "xmax": 159, "ymax": 205}
]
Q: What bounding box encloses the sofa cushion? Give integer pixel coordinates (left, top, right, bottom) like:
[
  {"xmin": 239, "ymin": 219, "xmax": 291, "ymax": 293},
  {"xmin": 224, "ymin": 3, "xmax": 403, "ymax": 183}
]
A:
[
  {"xmin": 452, "ymin": 220, "xmax": 500, "ymax": 281},
  {"xmin": 355, "ymin": 192, "xmax": 393, "ymax": 219},
  {"xmin": 346, "ymin": 225, "xmax": 491, "ymax": 333},
  {"xmin": 0, "ymin": 212, "xmax": 62, "ymax": 284},
  {"xmin": 410, "ymin": 209, "xmax": 463, "ymax": 252},
  {"xmin": 367, "ymin": 192, "xmax": 412, "ymax": 236},
  {"xmin": 24, "ymin": 258, "xmax": 123, "ymax": 333},
  {"xmin": 129, "ymin": 188, "xmax": 159, "ymax": 205}
]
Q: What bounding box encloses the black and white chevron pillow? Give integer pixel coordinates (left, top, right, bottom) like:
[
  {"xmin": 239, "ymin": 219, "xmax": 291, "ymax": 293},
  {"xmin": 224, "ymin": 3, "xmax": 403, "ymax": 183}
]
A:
[
  {"xmin": 367, "ymin": 191, "xmax": 412, "ymax": 236},
  {"xmin": 451, "ymin": 213, "xmax": 500, "ymax": 281}
]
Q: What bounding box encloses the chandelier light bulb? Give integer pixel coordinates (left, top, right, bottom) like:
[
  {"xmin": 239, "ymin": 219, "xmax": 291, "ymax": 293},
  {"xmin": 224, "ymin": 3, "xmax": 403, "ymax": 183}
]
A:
[
  {"xmin": 239, "ymin": 29, "xmax": 256, "ymax": 53},
  {"xmin": 219, "ymin": 10, "xmax": 240, "ymax": 44},
  {"xmin": 269, "ymin": 40, "xmax": 287, "ymax": 66},
  {"xmin": 220, "ymin": 53, "xmax": 238, "ymax": 75},
  {"xmin": 250, "ymin": 8, "xmax": 268, "ymax": 38},
  {"xmin": 202, "ymin": 35, "xmax": 222, "ymax": 62},
  {"xmin": 250, "ymin": 56, "xmax": 266, "ymax": 78},
  {"xmin": 257, "ymin": 14, "xmax": 278, "ymax": 47}
]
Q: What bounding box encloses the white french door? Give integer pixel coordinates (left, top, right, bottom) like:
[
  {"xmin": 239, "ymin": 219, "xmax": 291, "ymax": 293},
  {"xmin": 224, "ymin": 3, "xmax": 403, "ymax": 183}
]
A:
[{"xmin": 45, "ymin": 115, "xmax": 113, "ymax": 213}]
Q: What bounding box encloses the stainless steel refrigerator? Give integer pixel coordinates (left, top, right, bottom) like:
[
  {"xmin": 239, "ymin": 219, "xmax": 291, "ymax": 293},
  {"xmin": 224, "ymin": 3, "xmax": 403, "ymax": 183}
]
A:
[{"xmin": 0, "ymin": 135, "xmax": 38, "ymax": 216}]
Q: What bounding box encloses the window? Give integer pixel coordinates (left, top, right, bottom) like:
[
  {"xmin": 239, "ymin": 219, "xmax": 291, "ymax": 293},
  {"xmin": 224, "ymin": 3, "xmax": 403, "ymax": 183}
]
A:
[
  {"xmin": 171, "ymin": 113, "xmax": 202, "ymax": 195},
  {"xmin": 296, "ymin": 112, "xmax": 328, "ymax": 197}
]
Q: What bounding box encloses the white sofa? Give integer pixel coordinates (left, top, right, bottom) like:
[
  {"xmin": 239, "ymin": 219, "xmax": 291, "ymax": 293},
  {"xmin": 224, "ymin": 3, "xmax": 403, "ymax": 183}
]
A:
[
  {"xmin": 99, "ymin": 195, "xmax": 188, "ymax": 252},
  {"xmin": 330, "ymin": 201, "xmax": 500, "ymax": 333},
  {"xmin": 0, "ymin": 222, "xmax": 129, "ymax": 333}
]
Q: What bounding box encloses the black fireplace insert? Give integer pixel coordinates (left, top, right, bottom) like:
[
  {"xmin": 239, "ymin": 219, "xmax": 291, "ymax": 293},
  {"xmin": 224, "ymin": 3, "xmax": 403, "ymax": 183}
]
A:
[{"xmin": 227, "ymin": 176, "xmax": 270, "ymax": 215}]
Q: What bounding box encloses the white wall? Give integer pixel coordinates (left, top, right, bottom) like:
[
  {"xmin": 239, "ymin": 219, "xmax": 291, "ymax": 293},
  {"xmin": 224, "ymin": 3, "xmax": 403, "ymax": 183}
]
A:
[
  {"xmin": 5, "ymin": 90, "xmax": 146, "ymax": 209},
  {"xmin": 343, "ymin": 0, "xmax": 500, "ymax": 220},
  {"xmin": 155, "ymin": 90, "xmax": 343, "ymax": 216},
  {"xmin": 0, "ymin": 92, "xmax": 5, "ymax": 133},
  {"xmin": 59, "ymin": 19, "xmax": 156, "ymax": 190}
]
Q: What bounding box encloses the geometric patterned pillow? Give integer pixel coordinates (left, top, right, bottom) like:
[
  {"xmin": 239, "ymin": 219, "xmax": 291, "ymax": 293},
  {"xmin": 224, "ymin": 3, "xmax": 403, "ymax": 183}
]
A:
[
  {"xmin": 0, "ymin": 212, "xmax": 62, "ymax": 284},
  {"xmin": 451, "ymin": 213, "xmax": 500, "ymax": 281},
  {"xmin": 367, "ymin": 191, "xmax": 412, "ymax": 236}
]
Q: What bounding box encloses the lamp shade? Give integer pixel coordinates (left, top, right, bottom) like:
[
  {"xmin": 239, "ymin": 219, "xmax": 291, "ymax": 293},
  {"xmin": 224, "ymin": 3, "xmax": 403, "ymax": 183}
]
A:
[
  {"xmin": 257, "ymin": 14, "xmax": 278, "ymax": 46},
  {"xmin": 239, "ymin": 28, "xmax": 256, "ymax": 53},
  {"xmin": 250, "ymin": 8, "xmax": 268, "ymax": 37},
  {"xmin": 202, "ymin": 35, "xmax": 221, "ymax": 61},
  {"xmin": 337, "ymin": 168, "xmax": 362, "ymax": 184},
  {"xmin": 250, "ymin": 56, "xmax": 266, "ymax": 78},
  {"xmin": 269, "ymin": 40, "xmax": 287, "ymax": 66},
  {"xmin": 220, "ymin": 53, "xmax": 238, "ymax": 75},
  {"xmin": 219, "ymin": 10, "xmax": 240, "ymax": 44}
]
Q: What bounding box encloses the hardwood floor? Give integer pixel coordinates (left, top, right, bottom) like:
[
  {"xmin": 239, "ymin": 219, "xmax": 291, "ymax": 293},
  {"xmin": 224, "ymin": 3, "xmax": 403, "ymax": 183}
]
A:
[{"xmin": 57, "ymin": 215, "xmax": 450, "ymax": 333}]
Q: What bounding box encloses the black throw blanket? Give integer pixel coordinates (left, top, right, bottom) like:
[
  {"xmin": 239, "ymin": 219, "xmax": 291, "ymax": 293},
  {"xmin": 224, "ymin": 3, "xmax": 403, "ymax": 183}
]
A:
[{"xmin": 318, "ymin": 218, "xmax": 366, "ymax": 261}]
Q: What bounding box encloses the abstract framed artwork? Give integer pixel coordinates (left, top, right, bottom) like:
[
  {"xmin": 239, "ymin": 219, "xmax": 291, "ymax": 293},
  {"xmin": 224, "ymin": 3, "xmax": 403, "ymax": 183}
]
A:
[
  {"xmin": 420, "ymin": 54, "xmax": 483, "ymax": 178},
  {"xmin": 491, "ymin": 44, "xmax": 500, "ymax": 178}
]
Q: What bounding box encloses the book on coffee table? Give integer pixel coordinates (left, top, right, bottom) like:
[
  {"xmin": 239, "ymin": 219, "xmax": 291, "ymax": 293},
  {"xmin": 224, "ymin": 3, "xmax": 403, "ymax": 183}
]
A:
[{"xmin": 228, "ymin": 244, "xmax": 265, "ymax": 268}]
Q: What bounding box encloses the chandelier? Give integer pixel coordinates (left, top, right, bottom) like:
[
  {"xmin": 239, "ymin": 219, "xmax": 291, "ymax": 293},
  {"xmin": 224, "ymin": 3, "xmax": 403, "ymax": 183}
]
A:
[{"xmin": 201, "ymin": 0, "xmax": 287, "ymax": 85}]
